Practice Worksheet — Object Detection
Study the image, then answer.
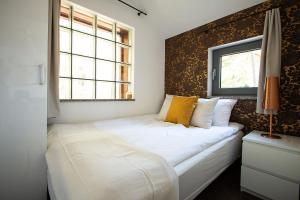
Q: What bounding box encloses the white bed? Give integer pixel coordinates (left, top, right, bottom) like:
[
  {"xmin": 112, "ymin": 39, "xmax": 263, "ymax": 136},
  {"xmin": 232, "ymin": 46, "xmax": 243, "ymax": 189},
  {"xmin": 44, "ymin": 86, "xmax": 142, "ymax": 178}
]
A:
[{"xmin": 47, "ymin": 114, "xmax": 243, "ymax": 200}]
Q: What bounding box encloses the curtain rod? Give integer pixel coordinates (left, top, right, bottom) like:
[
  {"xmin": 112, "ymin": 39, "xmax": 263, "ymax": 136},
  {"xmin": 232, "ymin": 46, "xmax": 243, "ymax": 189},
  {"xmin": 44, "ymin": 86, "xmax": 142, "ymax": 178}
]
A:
[{"xmin": 117, "ymin": 0, "xmax": 147, "ymax": 16}]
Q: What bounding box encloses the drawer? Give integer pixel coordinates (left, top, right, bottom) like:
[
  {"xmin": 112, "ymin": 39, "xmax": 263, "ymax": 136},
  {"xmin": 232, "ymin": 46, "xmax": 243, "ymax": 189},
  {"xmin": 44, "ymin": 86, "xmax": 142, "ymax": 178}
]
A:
[
  {"xmin": 242, "ymin": 141, "xmax": 300, "ymax": 182},
  {"xmin": 241, "ymin": 166, "xmax": 299, "ymax": 200}
]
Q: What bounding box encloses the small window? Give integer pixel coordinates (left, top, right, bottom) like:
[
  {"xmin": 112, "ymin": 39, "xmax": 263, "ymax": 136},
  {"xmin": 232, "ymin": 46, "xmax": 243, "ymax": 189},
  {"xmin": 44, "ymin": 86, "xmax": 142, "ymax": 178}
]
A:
[
  {"xmin": 212, "ymin": 39, "xmax": 262, "ymax": 96},
  {"xmin": 59, "ymin": 3, "xmax": 134, "ymax": 101}
]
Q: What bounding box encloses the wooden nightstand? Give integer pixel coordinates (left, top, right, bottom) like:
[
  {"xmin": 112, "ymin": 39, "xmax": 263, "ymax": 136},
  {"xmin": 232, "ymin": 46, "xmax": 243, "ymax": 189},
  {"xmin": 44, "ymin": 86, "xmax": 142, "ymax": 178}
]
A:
[{"xmin": 241, "ymin": 131, "xmax": 300, "ymax": 200}]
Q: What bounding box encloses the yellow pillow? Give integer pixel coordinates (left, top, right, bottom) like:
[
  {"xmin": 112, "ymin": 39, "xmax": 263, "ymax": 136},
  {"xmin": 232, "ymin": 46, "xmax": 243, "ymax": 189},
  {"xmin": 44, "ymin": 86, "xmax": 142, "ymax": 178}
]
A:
[{"xmin": 165, "ymin": 96, "xmax": 198, "ymax": 127}]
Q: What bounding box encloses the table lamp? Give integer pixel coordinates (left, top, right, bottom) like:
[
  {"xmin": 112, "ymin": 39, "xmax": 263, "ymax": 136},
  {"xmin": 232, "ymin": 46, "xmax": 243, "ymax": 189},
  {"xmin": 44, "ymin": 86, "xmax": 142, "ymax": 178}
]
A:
[{"xmin": 261, "ymin": 76, "xmax": 281, "ymax": 139}]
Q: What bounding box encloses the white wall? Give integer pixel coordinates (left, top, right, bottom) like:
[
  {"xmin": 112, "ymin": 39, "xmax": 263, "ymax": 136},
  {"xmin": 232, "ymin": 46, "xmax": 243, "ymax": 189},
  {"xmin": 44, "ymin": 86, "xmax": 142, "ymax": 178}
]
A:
[
  {"xmin": 0, "ymin": 0, "xmax": 48, "ymax": 199},
  {"xmin": 50, "ymin": 0, "xmax": 165, "ymax": 123}
]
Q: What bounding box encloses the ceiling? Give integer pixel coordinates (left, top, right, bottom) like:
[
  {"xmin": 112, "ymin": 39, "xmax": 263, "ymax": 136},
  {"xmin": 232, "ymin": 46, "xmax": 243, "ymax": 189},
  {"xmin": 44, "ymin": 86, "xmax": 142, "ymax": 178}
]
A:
[{"xmin": 123, "ymin": 0, "xmax": 265, "ymax": 39}]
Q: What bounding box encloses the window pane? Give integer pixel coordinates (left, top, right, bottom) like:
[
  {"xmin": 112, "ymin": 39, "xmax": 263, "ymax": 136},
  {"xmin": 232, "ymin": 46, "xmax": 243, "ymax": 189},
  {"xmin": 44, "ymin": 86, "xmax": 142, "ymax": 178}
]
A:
[
  {"xmin": 59, "ymin": 78, "xmax": 71, "ymax": 99},
  {"xmin": 116, "ymin": 64, "xmax": 130, "ymax": 82},
  {"xmin": 73, "ymin": 31, "xmax": 94, "ymax": 57},
  {"xmin": 97, "ymin": 19, "xmax": 114, "ymax": 40},
  {"xmin": 60, "ymin": 5, "xmax": 71, "ymax": 27},
  {"xmin": 221, "ymin": 49, "xmax": 261, "ymax": 88},
  {"xmin": 116, "ymin": 83, "xmax": 132, "ymax": 99},
  {"xmin": 96, "ymin": 81, "xmax": 115, "ymax": 99},
  {"xmin": 60, "ymin": 27, "xmax": 71, "ymax": 52},
  {"xmin": 72, "ymin": 56, "xmax": 95, "ymax": 79},
  {"xmin": 59, "ymin": 53, "xmax": 71, "ymax": 77},
  {"xmin": 116, "ymin": 44, "xmax": 130, "ymax": 63},
  {"xmin": 72, "ymin": 79, "xmax": 95, "ymax": 99},
  {"xmin": 58, "ymin": 4, "xmax": 134, "ymax": 100},
  {"xmin": 96, "ymin": 60, "xmax": 115, "ymax": 81},
  {"xmin": 73, "ymin": 10, "xmax": 94, "ymax": 34},
  {"xmin": 116, "ymin": 25, "xmax": 130, "ymax": 45},
  {"xmin": 96, "ymin": 38, "xmax": 114, "ymax": 61}
]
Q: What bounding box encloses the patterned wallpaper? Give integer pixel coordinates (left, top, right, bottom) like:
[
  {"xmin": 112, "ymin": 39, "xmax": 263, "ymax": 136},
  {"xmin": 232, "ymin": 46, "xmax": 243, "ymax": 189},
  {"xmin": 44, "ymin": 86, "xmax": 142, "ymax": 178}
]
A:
[{"xmin": 165, "ymin": 0, "xmax": 300, "ymax": 136}]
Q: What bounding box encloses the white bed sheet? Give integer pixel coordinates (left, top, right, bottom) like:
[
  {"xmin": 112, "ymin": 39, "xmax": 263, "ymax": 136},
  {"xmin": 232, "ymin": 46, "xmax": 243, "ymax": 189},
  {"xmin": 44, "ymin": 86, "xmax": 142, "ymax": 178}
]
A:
[{"xmin": 93, "ymin": 114, "xmax": 243, "ymax": 167}]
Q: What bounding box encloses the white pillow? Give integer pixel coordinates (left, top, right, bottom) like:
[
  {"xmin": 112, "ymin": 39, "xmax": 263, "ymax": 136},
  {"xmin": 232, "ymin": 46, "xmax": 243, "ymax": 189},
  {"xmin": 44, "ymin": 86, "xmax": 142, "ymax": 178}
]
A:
[
  {"xmin": 212, "ymin": 99, "xmax": 237, "ymax": 126},
  {"xmin": 157, "ymin": 94, "xmax": 173, "ymax": 120},
  {"xmin": 190, "ymin": 98, "xmax": 219, "ymax": 129}
]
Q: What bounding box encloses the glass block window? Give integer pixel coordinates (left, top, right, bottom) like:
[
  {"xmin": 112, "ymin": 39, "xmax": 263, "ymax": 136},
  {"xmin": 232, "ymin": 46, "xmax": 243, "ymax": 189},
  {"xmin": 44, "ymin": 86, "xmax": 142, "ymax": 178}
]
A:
[{"xmin": 59, "ymin": 3, "xmax": 134, "ymax": 100}]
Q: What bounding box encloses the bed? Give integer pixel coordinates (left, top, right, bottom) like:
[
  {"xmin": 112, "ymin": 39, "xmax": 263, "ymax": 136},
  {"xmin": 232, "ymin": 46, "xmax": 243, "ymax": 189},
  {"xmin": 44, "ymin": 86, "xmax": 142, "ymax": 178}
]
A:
[{"xmin": 47, "ymin": 114, "xmax": 243, "ymax": 200}]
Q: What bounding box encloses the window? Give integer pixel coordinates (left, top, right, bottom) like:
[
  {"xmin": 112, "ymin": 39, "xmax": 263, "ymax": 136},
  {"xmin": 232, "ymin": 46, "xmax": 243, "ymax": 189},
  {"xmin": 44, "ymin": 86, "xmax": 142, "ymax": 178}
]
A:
[
  {"xmin": 59, "ymin": 3, "xmax": 134, "ymax": 100},
  {"xmin": 212, "ymin": 39, "xmax": 262, "ymax": 96}
]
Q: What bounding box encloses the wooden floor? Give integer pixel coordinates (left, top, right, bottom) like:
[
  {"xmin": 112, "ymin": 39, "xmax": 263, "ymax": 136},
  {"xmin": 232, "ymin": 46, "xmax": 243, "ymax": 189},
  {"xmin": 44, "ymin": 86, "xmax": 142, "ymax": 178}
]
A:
[
  {"xmin": 195, "ymin": 159, "xmax": 261, "ymax": 200},
  {"xmin": 47, "ymin": 159, "xmax": 261, "ymax": 200}
]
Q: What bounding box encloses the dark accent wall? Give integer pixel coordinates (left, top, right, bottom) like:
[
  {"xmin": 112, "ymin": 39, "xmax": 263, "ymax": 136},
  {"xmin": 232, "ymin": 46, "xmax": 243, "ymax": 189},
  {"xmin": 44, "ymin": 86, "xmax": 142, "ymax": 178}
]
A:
[{"xmin": 165, "ymin": 0, "xmax": 300, "ymax": 136}]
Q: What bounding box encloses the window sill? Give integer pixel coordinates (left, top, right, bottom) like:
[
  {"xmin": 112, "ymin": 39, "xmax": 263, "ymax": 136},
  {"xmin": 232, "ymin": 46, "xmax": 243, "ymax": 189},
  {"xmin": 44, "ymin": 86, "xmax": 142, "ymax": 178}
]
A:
[
  {"xmin": 208, "ymin": 96, "xmax": 257, "ymax": 100},
  {"xmin": 60, "ymin": 99, "xmax": 136, "ymax": 102}
]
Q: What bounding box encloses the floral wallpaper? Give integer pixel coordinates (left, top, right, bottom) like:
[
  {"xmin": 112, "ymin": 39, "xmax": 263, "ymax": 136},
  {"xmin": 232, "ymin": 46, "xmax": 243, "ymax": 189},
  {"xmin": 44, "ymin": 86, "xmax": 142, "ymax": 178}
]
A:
[{"xmin": 165, "ymin": 0, "xmax": 300, "ymax": 136}]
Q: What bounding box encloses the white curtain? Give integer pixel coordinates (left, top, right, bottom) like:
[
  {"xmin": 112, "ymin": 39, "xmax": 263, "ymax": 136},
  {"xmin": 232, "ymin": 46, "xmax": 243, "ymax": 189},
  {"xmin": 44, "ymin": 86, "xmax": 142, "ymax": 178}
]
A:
[
  {"xmin": 48, "ymin": 0, "xmax": 61, "ymax": 118},
  {"xmin": 256, "ymin": 8, "xmax": 281, "ymax": 114}
]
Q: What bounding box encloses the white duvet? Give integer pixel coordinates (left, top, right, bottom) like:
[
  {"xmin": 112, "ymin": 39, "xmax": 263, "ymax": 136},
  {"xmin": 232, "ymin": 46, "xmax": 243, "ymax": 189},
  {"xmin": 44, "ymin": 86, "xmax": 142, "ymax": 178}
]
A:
[
  {"xmin": 93, "ymin": 114, "xmax": 243, "ymax": 167},
  {"xmin": 47, "ymin": 124, "xmax": 178, "ymax": 200},
  {"xmin": 47, "ymin": 114, "xmax": 243, "ymax": 200}
]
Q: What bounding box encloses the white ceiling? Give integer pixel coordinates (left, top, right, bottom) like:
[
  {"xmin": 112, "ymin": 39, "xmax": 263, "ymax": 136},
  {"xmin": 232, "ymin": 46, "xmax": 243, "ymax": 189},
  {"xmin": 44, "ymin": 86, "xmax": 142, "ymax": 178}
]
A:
[{"xmin": 123, "ymin": 0, "xmax": 265, "ymax": 39}]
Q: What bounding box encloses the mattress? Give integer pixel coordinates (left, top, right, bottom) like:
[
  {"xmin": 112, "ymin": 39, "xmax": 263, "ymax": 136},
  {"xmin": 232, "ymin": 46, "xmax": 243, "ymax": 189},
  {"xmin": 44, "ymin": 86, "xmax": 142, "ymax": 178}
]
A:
[{"xmin": 93, "ymin": 114, "xmax": 243, "ymax": 167}]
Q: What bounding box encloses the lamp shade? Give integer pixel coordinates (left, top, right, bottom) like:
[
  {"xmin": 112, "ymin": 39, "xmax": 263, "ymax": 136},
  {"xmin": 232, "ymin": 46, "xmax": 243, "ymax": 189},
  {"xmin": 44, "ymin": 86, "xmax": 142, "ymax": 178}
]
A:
[{"xmin": 263, "ymin": 76, "xmax": 279, "ymax": 112}]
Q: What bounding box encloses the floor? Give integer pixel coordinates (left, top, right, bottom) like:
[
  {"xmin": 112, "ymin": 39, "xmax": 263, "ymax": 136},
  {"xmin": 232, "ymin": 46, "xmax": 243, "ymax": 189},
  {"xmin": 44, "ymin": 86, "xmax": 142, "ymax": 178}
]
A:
[
  {"xmin": 195, "ymin": 159, "xmax": 261, "ymax": 200},
  {"xmin": 47, "ymin": 159, "xmax": 261, "ymax": 200}
]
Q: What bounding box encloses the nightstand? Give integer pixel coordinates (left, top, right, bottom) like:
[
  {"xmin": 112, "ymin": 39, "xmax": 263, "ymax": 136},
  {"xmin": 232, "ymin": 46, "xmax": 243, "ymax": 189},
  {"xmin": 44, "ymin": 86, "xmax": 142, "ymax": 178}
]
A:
[{"xmin": 241, "ymin": 131, "xmax": 300, "ymax": 200}]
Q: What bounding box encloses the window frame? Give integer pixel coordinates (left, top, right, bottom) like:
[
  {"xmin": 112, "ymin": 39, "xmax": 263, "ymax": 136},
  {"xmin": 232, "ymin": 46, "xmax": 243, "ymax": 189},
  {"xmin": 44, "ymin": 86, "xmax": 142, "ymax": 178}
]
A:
[
  {"xmin": 59, "ymin": 3, "xmax": 134, "ymax": 101},
  {"xmin": 211, "ymin": 39, "xmax": 262, "ymax": 96}
]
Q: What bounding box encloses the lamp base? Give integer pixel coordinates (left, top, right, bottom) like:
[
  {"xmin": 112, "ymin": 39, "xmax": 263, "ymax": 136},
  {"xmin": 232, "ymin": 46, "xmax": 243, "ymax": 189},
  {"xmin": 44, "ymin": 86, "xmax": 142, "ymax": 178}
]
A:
[{"xmin": 261, "ymin": 133, "xmax": 281, "ymax": 139}]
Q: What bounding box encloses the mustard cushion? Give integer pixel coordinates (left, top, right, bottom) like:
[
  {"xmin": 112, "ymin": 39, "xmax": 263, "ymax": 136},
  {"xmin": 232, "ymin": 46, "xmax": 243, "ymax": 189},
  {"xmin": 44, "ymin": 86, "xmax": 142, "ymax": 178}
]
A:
[{"xmin": 165, "ymin": 96, "xmax": 198, "ymax": 127}]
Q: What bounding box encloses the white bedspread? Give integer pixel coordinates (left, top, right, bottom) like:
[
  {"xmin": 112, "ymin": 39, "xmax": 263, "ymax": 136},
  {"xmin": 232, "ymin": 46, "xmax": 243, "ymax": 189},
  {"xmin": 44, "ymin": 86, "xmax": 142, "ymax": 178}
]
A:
[
  {"xmin": 47, "ymin": 124, "xmax": 178, "ymax": 200},
  {"xmin": 93, "ymin": 114, "xmax": 243, "ymax": 167},
  {"xmin": 47, "ymin": 114, "xmax": 243, "ymax": 200}
]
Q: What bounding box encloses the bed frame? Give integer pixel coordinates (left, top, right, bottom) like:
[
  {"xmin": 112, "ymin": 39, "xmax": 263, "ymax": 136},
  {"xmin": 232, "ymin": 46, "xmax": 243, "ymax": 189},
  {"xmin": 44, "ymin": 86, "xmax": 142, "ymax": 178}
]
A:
[{"xmin": 176, "ymin": 131, "xmax": 243, "ymax": 200}]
